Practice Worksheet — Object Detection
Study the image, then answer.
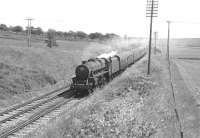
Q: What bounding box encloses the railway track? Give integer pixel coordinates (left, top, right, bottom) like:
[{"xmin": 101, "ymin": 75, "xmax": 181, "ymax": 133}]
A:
[
  {"xmin": 0, "ymin": 86, "xmax": 70, "ymax": 117},
  {"xmin": 0, "ymin": 86, "xmax": 72, "ymax": 138}
]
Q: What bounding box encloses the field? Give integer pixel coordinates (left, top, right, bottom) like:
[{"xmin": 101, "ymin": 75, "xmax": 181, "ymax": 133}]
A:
[
  {"xmin": 0, "ymin": 33, "xmax": 145, "ymax": 108},
  {"xmin": 158, "ymin": 38, "xmax": 200, "ymax": 137},
  {"xmin": 157, "ymin": 38, "xmax": 200, "ymax": 97},
  {"xmin": 160, "ymin": 38, "xmax": 200, "ymax": 102}
]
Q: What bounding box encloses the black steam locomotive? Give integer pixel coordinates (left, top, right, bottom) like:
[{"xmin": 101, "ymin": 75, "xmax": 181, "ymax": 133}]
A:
[{"xmin": 71, "ymin": 47, "xmax": 146, "ymax": 95}]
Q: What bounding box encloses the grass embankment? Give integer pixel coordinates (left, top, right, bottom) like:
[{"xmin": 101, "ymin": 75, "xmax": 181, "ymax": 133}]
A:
[
  {"xmin": 30, "ymin": 55, "xmax": 176, "ymax": 138},
  {"xmin": 0, "ymin": 37, "xmax": 144, "ymax": 109},
  {"xmin": 0, "ymin": 40, "xmax": 90, "ymax": 108}
]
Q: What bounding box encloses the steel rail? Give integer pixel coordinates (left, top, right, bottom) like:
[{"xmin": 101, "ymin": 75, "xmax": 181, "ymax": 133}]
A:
[
  {"xmin": 0, "ymin": 94, "xmax": 58, "ymax": 124},
  {"xmin": 0, "ymin": 86, "xmax": 69, "ymax": 116},
  {"xmin": 0, "ymin": 97, "xmax": 74, "ymax": 138},
  {"xmin": 0, "ymin": 88, "xmax": 71, "ymax": 126}
]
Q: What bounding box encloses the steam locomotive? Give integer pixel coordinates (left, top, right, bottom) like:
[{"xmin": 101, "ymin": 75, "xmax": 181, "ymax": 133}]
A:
[{"xmin": 70, "ymin": 47, "xmax": 146, "ymax": 95}]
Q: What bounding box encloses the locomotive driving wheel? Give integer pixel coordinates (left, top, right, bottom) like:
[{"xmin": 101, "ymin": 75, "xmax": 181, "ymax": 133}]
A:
[
  {"xmin": 88, "ymin": 88, "xmax": 93, "ymax": 95},
  {"xmin": 98, "ymin": 76, "xmax": 106, "ymax": 88},
  {"xmin": 101, "ymin": 77, "xmax": 106, "ymax": 88}
]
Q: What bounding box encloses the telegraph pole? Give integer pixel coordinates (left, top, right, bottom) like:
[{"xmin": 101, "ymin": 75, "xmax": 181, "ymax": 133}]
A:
[
  {"xmin": 146, "ymin": 0, "xmax": 158, "ymax": 75},
  {"xmin": 167, "ymin": 21, "xmax": 170, "ymax": 60},
  {"xmin": 154, "ymin": 32, "xmax": 157, "ymax": 55},
  {"xmin": 25, "ymin": 18, "xmax": 34, "ymax": 47}
]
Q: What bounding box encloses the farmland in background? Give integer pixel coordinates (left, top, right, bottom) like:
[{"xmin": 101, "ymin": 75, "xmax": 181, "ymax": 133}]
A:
[
  {"xmin": 158, "ymin": 38, "xmax": 200, "ymax": 58},
  {"xmin": 164, "ymin": 38, "xmax": 200, "ymax": 105}
]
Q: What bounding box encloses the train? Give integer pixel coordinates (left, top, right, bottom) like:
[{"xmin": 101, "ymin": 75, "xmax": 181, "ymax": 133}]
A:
[{"xmin": 70, "ymin": 47, "xmax": 146, "ymax": 96}]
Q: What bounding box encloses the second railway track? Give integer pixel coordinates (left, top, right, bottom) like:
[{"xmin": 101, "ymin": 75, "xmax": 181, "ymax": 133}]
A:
[
  {"xmin": 0, "ymin": 86, "xmax": 70, "ymax": 117},
  {"xmin": 0, "ymin": 86, "xmax": 72, "ymax": 138}
]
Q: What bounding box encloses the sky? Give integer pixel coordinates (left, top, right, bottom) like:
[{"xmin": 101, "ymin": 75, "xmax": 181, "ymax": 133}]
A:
[{"xmin": 1, "ymin": 0, "xmax": 200, "ymax": 38}]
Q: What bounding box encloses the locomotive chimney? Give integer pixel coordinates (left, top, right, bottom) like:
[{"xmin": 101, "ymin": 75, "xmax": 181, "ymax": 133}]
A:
[{"xmin": 82, "ymin": 60, "xmax": 87, "ymax": 64}]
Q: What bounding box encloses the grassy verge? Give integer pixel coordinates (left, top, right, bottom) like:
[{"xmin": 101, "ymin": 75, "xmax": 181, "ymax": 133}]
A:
[
  {"xmin": 0, "ymin": 40, "xmax": 90, "ymax": 108},
  {"xmin": 27, "ymin": 55, "xmax": 176, "ymax": 138}
]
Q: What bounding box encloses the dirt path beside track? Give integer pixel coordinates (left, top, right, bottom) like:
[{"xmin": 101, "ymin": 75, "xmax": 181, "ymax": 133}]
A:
[{"xmin": 170, "ymin": 59, "xmax": 200, "ymax": 137}]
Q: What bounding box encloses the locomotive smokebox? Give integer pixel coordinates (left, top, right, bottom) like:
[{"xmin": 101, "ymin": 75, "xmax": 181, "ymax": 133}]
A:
[{"xmin": 75, "ymin": 65, "xmax": 89, "ymax": 80}]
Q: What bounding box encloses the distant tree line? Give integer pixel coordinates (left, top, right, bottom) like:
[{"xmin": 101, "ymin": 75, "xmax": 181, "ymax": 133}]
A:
[
  {"xmin": 0, "ymin": 23, "xmax": 120, "ymax": 41},
  {"xmin": 59, "ymin": 31, "xmax": 120, "ymax": 41},
  {"xmin": 0, "ymin": 24, "xmax": 43, "ymax": 35}
]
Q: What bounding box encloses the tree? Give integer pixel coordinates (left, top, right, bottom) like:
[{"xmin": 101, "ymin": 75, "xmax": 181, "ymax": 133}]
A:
[
  {"xmin": 56, "ymin": 31, "xmax": 64, "ymax": 37},
  {"xmin": 67, "ymin": 30, "xmax": 76, "ymax": 40},
  {"xmin": 46, "ymin": 29, "xmax": 58, "ymax": 48},
  {"xmin": 31, "ymin": 27, "xmax": 43, "ymax": 35},
  {"xmin": 11, "ymin": 25, "xmax": 23, "ymax": 32},
  {"xmin": 104, "ymin": 33, "xmax": 120, "ymax": 39},
  {"xmin": 68, "ymin": 31, "xmax": 76, "ymax": 37},
  {"xmin": 76, "ymin": 31, "xmax": 88, "ymax": 39},
  {"xmin": 63, "ymin": 32, "xmax": 69, "ymax": 40},
  {"xmin": 0, "ymin": 24, "xmax": 8, "ymax": 31},
  {"xmin": 88, "ymin": 32, "xmax": 104, "ymax": 40}
]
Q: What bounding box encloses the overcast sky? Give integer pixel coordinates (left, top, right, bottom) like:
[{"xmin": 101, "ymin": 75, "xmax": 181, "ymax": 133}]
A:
[{"xmin": 1, "ymin": 0, "xmax": 200, "ymax": 38}]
